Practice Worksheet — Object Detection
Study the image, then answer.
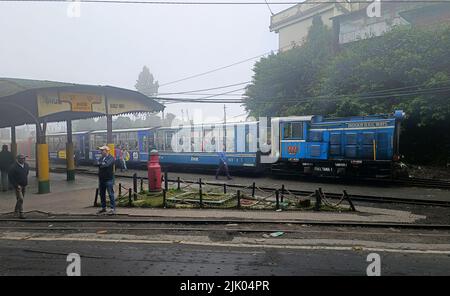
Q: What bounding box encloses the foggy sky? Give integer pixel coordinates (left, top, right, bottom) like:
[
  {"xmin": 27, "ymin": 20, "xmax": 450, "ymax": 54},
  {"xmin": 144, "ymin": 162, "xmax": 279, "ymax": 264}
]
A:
[{"xmin": 0, "ymin": 1, "xmax": 290, "ymax": 125}]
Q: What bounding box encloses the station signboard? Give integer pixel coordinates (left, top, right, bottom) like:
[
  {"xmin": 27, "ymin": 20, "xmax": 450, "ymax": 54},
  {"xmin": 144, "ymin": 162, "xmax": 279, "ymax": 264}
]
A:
[
  {"xmin": 37, "ymin": 91, "xmax": 155, "ymax": 117},
  {"xmin": 37, "ymin": 91, "xmax": 106, "ymax": 117}
]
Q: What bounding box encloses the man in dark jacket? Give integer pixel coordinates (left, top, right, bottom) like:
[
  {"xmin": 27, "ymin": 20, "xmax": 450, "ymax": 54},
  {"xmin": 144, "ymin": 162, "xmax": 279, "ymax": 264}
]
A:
[
  {"xmin": 95, "ymin": 146, "xmax": 116, "ymax": 215},
  {"xmin": 8, "ymin": 154, "xmax": 29, "ymax": 219},
  {"xmin": 0, "ymin": 145, "xmax": 14, "ymax": 191}
]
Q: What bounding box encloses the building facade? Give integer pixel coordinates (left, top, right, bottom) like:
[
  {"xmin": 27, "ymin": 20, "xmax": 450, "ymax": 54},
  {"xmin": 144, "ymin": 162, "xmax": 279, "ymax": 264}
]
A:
[
  {"xmin": 270, "ymin": 0, "xmax": 364, "ymax": 51},
  {"xmin": 333, "ymin": 1, "xmax": 450, "ymax": 45},
  {"xmin": 271, "ymin": 0, "xmax": 450, "ymax": 50}
]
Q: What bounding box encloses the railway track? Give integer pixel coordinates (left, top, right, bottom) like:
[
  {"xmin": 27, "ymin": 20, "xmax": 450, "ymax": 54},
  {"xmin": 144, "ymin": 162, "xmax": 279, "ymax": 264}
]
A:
[
  {"xmin": 271, "ymin": 170, "xmax": 450, "ymax": 190},
  {"xmin": 0, "ymin": 216, "xmax": 449, "ymax": 230},
  {"xmin": 36, "ymin": 163, "xmax": 450, "ymax": 190},
  {"xmin": 394, "ymin": 177, "xmax": 450, "ymax": 190}
]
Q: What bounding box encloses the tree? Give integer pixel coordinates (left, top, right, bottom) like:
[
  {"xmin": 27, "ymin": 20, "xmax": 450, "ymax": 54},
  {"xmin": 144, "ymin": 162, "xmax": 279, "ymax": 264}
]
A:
[
  {"xmin": 244, "ymin": 21, "xmax": 450, "ymax": 165},
  {"xmin": 244, "ymin": 16, "xmax": 335, "ymax": 117},
  {"xmin": 135, "ymin": 66, "xmax": 159, "ymax": 97}
]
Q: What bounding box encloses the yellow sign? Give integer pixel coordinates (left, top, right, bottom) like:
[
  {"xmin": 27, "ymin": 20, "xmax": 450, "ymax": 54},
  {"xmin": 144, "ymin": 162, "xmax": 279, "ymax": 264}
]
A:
[
  {"xmin": 58, "ymin": 150, "xmax": 66, "ymax": 160},
  {"xmin": 37, "ymin": 91, "xmax": 70, "ymax": 117},
  {"xmin": 60, "ymin": 92, "xmax": 104, "ymax": 112},
  {"xmin": 37, "ymin": 91, "xmax": 106, "ymax": 117}
]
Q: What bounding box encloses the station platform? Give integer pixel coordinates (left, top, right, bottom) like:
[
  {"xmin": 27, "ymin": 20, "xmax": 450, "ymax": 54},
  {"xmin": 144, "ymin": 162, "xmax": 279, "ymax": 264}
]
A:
[{"xmin": 0, "ymin": 172, "xmax": 429, "ymax": 224}]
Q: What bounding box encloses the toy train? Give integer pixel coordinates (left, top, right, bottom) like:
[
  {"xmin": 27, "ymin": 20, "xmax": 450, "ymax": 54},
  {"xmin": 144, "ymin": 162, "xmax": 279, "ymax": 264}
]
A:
[{"xmin": 5, "ymin": 110, "xmax": 406, "ymax": 178}]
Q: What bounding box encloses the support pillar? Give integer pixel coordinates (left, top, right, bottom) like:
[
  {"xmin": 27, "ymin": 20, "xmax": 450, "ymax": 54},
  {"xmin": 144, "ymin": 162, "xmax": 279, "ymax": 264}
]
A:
[
  {"xmin": 106, "ymin": 114, "xmax": 115, "ymax": 159},
  {"xmin": 66, "ymin": 120, "xmax": 75, "ymax": 181},
  {"xmin": 37, "ymin": 122, "xmax": 50, "ymax": 194},
  {"xmin": 37, "ymin": 143, "xmax": 50, "ymax": 194},
  {"xmin": 10, "ymin": 126, "xmax": 17, "ymax": 159},
  {"xmin": 35, "ymin": 124, "xmax": 40, "ymax": 178}
]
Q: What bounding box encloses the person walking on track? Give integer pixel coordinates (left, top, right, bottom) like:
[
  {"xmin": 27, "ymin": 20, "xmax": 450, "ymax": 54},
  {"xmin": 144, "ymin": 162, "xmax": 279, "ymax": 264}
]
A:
[
  {"xmin": 8, "ymin": 154, "xmax": 29, "ymax": 219},
  {"xmin": 0, "ymin": 145, "xmax": 14, "ymax": 192},
  {"xmin": 215, "ymin": 145, "xmax": 232, "ymax": 180},
  {"xmin": 95, "ymin": 146, "xmax": 116, "ymax": 215}
]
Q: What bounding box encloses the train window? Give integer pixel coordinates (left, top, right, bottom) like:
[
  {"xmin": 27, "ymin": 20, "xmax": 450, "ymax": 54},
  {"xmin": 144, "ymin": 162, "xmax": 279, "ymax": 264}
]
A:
[
  {"xmin": 292, "ymin": 122, "xmax": 303, "ymax": 138},
  {"xmin": 191, "ymin": 127, "xmax": 202, "ymax": 152},
  {"xmin": 91, "ymin": 134, "xmax": 106, "ymax": 150},
  {"xmin": 178, "ymin": 127, "xmax": 191, "ymax": 152},
  {"xmin": 283, "ymin": 122, "xmax": 303, "ymax": 139},
  {"xmin": 123, "ymin": 132, "xmax": 138, "ymax": 151},
  {"xmin": 203, "ymin": 126, "xmax": 215, "ymax": 152},
  {"xmin": 248, "ymin": 124, "xmax": 258, "ymax": 152},
  {"xmin": 225, "ymin": 125, "xmax": 235, "ymax": 152},
  {"xmin": 164, "ymin": 132, "xmax": 174, "ymax": 152},
  {"xmin": 48, "ymin": 135, "xmax": 66, "ymax": 151},
  {"xmin": 142, "ymin": 135, "xmax": 148, "ymax": 153},
  {"xmin": 155, "ymin": 131, "xmax": 164, "ymax": 151}
]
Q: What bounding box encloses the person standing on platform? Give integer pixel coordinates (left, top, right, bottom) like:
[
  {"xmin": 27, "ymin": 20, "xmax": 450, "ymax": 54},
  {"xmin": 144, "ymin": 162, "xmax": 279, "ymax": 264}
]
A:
[
  {"xmin": 0, "ymin": 145, "xmax": 14, "ymax": 192},
  {"xmin": 8, "ymin": 154, "xmax": 29, "ymax": 219},
  {"xmin": 95, "ymin": 146, "xmax": 116, "ymax": 215},
  {"xmin": 120, "ymin": 147, "xmax": 129, "ymax": 172},
  {"xmin": 215, "ymin": 144, "xmax": 232, "ymax": 180}
]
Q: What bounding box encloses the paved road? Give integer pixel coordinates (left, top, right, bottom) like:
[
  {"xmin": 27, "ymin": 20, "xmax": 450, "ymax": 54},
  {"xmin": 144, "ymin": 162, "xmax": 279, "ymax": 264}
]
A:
[{"xmin": 1, "ymin": 239, "xmax": 449, "ymax": 276}]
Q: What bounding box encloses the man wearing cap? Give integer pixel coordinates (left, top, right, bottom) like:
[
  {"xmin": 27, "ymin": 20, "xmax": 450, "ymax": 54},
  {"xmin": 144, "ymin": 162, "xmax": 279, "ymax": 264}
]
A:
[
  {"xmin": 0, "ymin": 145, "xmax": 14, "ymax": 192},
  {"xmin": 95, "ymin": 146, "xmax": 116, "ymax": 215},
  {"xmin": 8, "ymin": 154, "xmax": 29, "ymax": 219}
]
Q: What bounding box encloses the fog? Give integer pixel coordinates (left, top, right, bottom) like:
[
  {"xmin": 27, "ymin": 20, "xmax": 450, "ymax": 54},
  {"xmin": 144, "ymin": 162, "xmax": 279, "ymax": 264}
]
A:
[{"xmin": 0, "ymin": 1, "xmax": 289, "ymax": 126}]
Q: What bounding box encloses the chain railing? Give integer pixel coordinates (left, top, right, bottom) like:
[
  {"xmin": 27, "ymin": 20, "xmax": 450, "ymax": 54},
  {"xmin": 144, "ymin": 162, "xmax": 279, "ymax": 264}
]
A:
[{"xmin": 93, "ymin": 171, "xmax": 356, "ymax": 212}]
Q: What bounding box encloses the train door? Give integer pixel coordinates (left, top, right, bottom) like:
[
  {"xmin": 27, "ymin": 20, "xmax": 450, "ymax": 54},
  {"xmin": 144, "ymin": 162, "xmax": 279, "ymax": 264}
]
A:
[
  {"xmin": 83, "ymin": 133, "xmax": 90, "ymax": 160},
  {"xmin": 164, "ymin": 131, "xmax": 174, "ymax": 152}
]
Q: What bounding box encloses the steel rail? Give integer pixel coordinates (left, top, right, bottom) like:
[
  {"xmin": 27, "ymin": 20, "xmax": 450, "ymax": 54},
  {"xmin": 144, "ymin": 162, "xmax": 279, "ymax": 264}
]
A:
[
  {"xmin": 0, "ymin": 218, "xmax": 449, "ymax": 229},
  {"xmin": 1, "ymin": 226, "xmax": 450, "ymax": 236}
]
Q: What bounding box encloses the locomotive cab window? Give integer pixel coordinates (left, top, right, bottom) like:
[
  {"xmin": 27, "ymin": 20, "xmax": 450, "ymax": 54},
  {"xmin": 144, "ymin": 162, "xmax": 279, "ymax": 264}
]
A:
[{"xmin": 283, "ymin": 122, "xmax": 304, "ymax": 139}]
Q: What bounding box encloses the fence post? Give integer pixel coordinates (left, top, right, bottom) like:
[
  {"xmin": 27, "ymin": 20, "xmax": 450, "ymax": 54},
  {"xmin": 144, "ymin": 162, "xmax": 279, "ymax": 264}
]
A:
[
  {"xmin": 314, "ymin": 190, "xmax": 322, "ymax": 211},
  {"xmin": 177, "ymin": 177, "xmax": 181, "ymax": 190},
  {"xmin": 275, "ymin": 189, "xmax": 280, "ymax": 210},
  {"xmin": 318, "ymin": 187, "xmax": 324, "ymax": 199},
  {"xmin": 343, "ymin": 190, "xmax": 356, "ymax": 211},
  {"xmin": 252, "ymin": 182, "xmax": 256, "ymax": 197},
  {"xmin": 128, "ymin": 188, "xmax": 132, "ymax": 207},
  {"xmin": 237, "ymin": 190, "xmax": 241, "ymax": 209},
  {"xmin": 118, "ymin": 183, "xmax": 122, "ymax": 197},
  {"xmin": 223, "ymin": 183, "xmax": 227, "ymax": 194},
  {"xmin": 164, "ymin": 171, "xmax": 168, "ymax": 191},
  {"xmin": 281, "ymin": 184, "xmax": 285, "ymax": 203},
  {"xmin": 133, "ymin": 173, "xmax": 138, "ymax": 201},
  {"xmin": 140, "ymin": 177, "xmax": 143, "ymax": 193},
  {"xmin": 199, "ymin": 178, "xmax": 202, "ymax": 190},
  {"xmin": 94, "ymin": 188, "xmax": 99, "ymax": 207},
  {"xmin": 199, "ymin": 188, "xmax": 203, "ymax": 208},
  {"xmin": 163, "ymin": 189, "xmax": 167, "ymax": 208}
]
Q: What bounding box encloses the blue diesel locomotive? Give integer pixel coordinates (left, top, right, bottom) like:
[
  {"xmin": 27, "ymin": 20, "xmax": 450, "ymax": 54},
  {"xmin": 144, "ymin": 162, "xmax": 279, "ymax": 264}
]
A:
[
  {"xmin": 270, "ymin": 110, "xmax": 405, "ymax": 177},
  {"xmin": 46, "ymin": 110, "xmax": 405, "ymax": 177}
]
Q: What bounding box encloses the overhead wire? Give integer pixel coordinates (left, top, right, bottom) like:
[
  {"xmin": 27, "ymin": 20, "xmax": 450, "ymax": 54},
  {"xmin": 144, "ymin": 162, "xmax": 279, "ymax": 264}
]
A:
[{"xmin": 1, "ymin": 0, "xmax": 447, "ymax": 4}]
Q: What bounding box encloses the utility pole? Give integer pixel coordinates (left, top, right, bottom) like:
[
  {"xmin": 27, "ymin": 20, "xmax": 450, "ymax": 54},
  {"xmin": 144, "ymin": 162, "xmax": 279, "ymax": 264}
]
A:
[
  {"xmin": 223, "ymin": 104, "xmax": 226, "ymax": 125},
  {"xmin": 223, "ymin": 104, "xmax": 227, "ymax": 151}
]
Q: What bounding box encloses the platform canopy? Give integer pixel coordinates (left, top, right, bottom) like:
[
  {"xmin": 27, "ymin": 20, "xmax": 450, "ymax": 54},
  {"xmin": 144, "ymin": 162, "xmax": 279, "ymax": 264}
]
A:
[{"xmin": 0, "ymin": 77, "xmax": 165, "ymax": 128}]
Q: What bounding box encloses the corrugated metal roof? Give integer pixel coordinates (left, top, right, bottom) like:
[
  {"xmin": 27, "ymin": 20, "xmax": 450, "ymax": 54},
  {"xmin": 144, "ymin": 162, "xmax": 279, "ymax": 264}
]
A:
[{"xmin": 0, "ymin": 78, "xmax": 76, "ymax": 98}]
